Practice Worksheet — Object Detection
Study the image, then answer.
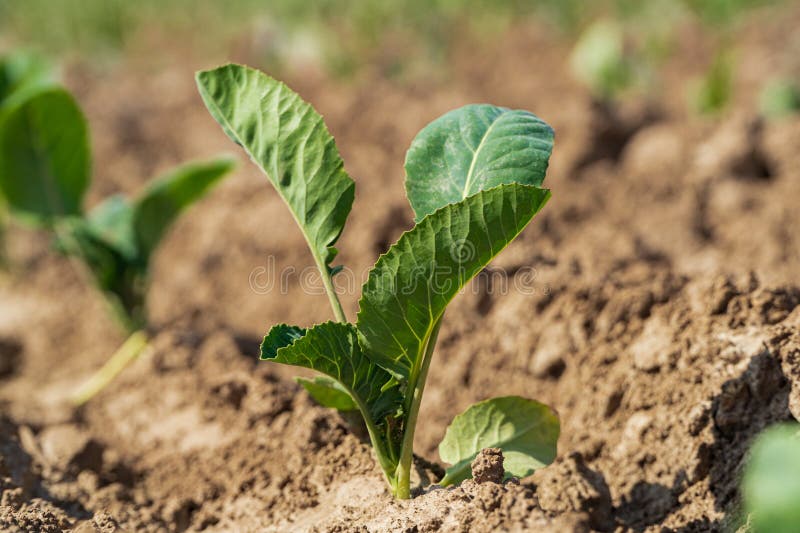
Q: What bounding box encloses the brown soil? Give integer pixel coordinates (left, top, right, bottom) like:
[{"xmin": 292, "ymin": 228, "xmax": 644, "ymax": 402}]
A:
[{"xmin": 2, "ymin": 6, "xmax": 800, "ymax": 532}]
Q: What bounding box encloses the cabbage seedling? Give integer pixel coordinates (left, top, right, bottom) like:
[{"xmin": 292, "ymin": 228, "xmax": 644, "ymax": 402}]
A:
[
  {"xmin": 197, "ymin": 64, "xmax": 559, "ymax": 498},
  {"xmin": 0, "ymin": 82, "xmax": 235, "ymax": 404}
]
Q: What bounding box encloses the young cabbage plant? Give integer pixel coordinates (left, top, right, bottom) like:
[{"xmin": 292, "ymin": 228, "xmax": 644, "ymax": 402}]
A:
[
  {"xmin": 197, "ymin": 64, "xmax": 559, "ymax": 498},
  {"xmin": 0, "ymin": 82, "xmax": 235, "ymax": 404}
]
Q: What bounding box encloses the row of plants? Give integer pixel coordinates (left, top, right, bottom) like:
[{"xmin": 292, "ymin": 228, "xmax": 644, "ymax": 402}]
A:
[{"xmin": 1, "ymin": 51, "xmax": 798, "ymax": 525}]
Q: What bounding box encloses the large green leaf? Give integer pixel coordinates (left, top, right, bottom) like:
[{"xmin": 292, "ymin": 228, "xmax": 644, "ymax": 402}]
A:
[
  {"xmin": 261, "ymin": 322, "xmax": 403, "ymax": 476},
  {"xmin": 0, "ymin": 87, "xmax": 89, "ymax": 224},
  {"xmin": 357, "ymin": 184, "xmax": 550, "ymax": 380},
  {"xmin": 196, "ymin": 64, "xmax": 354, "ymax": 273},
  {"xmin": 743, "ymin": 424, "xmax": 800, "ymax": 533},
  {"xmin": 438, "ymin": 396, "xmax": 560, "ymax": 486},
  {"xmin": 404, "ymin": 104, "xmax": 553, "ymax": 221},
  {"xmin": 133, "ymin": 157, "xmax": 235, "ymax": 260}
]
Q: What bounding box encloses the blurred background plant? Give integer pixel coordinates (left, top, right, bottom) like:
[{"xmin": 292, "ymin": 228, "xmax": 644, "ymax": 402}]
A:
[
  {"xmin": 0, "ymin": 0, "xmax": 789, "ymax": 90},
  {"xmin": 742, "ymin": 424, "xmax": 800, "ymax": 533}
]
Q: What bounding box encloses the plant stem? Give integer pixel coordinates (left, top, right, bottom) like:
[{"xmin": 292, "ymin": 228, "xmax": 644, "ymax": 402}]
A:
[
  {"xmin": 319, "ymin": 263, "xmax": 347, "ymax": 323},
  {"xmin": 393, "ymin": 316, "xmax": 443, "ymax": 499},
  {"xmin": 71, "ymin": 330, "xmax": 149, "ymax": 406}
]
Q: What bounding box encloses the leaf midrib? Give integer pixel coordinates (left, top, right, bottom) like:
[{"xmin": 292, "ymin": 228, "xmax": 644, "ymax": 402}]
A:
[{"xmin": 461, "ymin": 112, "xmax": 503, "ymax": 198}]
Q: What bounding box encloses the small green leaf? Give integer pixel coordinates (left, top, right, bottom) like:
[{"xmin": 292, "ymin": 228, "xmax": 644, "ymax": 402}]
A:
[
  {"xmin": 261, "ymin": 323, "xmax": 307, "ymax": 358},
  {"xmin": 295, "ymin": 376, "xmax": 357, "ymax": 411},
  {"xmin": 133, "ymin": 157, "xmax": 235, "ymax": 261},
  {"xmin": 84, "ymin": 195, "xmax": 137, "ymax": 261},
  {"xmin": 405, "ymin": 104, "xmax": 553, "ymax": 221},
  {"xmin": 743, "ymin": 423, "xmax": 800, "ymax": 533},
  {"xmin": 196, "ymin": 64, "xmax": 354, "ymax": 272},
  {"xmin": 357, "ymin": 184, "xmax": 550, "ymax": 380},
  {"xmin": 0, "ymin": 87, "xmax": 89, "ymax": 224},
  {"xmin": 438, "ymin": 396, "xmax": 560, "ymax": 486}
]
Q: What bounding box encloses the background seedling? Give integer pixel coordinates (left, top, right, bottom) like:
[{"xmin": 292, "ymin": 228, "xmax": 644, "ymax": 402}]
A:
[
  {"xmin": 0, "ymin": 78, "xmax": 235, "ymax": 404},
  {"xmin": 197, "ymin": 64, "xmax": 560, "ymax": 498},
  {"xmin": 759, "ymin": 78, "xmax": 800, "ymax": 119},
  {"xmin": 742, "ymin": 423, "xmax": 800, "ymax": 533}
]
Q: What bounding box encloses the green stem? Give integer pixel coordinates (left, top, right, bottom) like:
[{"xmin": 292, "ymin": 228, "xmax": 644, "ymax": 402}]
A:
[
  {"xmin": 393, "ymin": 316, "xmax": 443, "ymax": 499},
  {"xmin": 71, "ymin": 330, "xmax": 149, "ymax": 406},
  {"xmin": 317, "ymin": 260, "xmax": 347, "ymax": 323}
]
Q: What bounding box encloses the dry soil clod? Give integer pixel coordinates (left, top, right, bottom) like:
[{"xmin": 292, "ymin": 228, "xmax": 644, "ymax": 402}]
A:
[{"xmin": 471, "ymin": 447, "xmax": 505, "ymax": 484}]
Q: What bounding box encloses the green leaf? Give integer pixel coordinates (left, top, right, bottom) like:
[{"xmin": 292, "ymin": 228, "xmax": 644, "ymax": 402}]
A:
[
  {"xmin": 261, "ymin": 321, "xmax": 401, "ymax": 425},
  {"xmin": 84, "ymin": 195, "xmax": 137, "ymax": 260},
  {"xmin": 743, "ymin": 424, "xmax": 800, "ymax": 533},
  {"xmin": 0, "ymin": 52, "xmax": 53, "ymax": 110},
  {"xmin": 56, "ymin": 217, "xmax": 145, "ymax": 330},
  {"xmin": 570, "ymin": 19, "xmax": 632, "ymax": 100},
  {"xmin": 357, "ymin": 184, "xmax": 550, "ymax": 380},
  {"xmin": 0, "ymin": 87, "xmax": 89, "ymax": 225},
  {"xmin": 405, "ymin": 104, "xmax": 553, "ymax": 222},
  {"xmin": 438, "ymin": 396, "xmax": 560, "ymax": 486},
  {"xmin": 295, "ymin": 376, "xmax": 358, "ymax": 411},
  {"xmin": 196, "ymin": 64, "xmax": 354, "ymax": 272},
  {"xmin": 133, "ymin": 157, "xmax": 235, "ymax": 261},
  {"xmin": 261, "ymin": 321, "xmax": 403, "ymax": 474}
]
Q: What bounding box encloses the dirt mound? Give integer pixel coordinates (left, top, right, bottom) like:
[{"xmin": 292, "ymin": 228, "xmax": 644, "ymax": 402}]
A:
[{"xmin": 1, "ymin": 276, "xmax": 798, "ymax": 531}]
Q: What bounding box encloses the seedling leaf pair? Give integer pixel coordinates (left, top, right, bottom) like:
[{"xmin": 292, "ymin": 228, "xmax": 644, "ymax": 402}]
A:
[
  {"xmin": 197, "ymin": 64, "xmax": 559, "ymax": 498},
  {"xmin": 0, "ymin": 74, "xmax": 235, "ymax": 402}
]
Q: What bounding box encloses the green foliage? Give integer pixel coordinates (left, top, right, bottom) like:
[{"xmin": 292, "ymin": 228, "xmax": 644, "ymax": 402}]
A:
[
  {"xmin": 759, "ymin": 78, "xmax": 800, "ymax": 119},
  {"xmin": 404, "ymin": 104, "xmax": 553, "ymax": 222},
  {"xmin": 570, "ymin": 19, "xmax": 633, "ymax": 101},
  {"xmin": 60, "ymin": 157, "xmax": 235, "ymax": 329},
  {"xmin": 0, "ymin": 79, "xmax": 234, "ymax": 330},
  {"xmin": 690, "ymin": 50, "xmax": 733, "ymax": 115},
  {"xmin": 357, "ymin": 184, "xmax": 550, "ymax": 380},
  {"xmin": 0, "ymin": 87, "xmax": 89, "ymax": 224},
  {"xmin": 200, "ymin": 64, "xmax": 558, "ymax": 498},
  {"xmin": 0, "ymin": 52, "xmax": 53, "ymax": 110},
  {"xmin": 743, "ymin": 424, "xmax": 800, "ymax": 533},
  {"xmin": 196, "ymin": 64, "xmax": 353, "ymax": 320},
  {"xmin": 295, "ymin": 376, "xmax": 358, "ymax": 412},
  {"xmin": 438, "ymin": 396, "xmax": 560, "ymax": 486},
  {"xmin": 0, "ymin": 51, "xmax": 55, "ymax": 267}
]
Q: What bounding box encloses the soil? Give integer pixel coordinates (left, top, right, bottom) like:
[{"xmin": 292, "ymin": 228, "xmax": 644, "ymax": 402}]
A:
[{"xmin": 2, "ymin": 5, "xmax": 800, "ymax": 532}]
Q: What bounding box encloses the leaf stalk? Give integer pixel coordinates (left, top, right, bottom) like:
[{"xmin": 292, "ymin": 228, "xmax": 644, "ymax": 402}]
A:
[{"xmin": 71, "ymin": 329, "xmax": 149, "ymax": 406}]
